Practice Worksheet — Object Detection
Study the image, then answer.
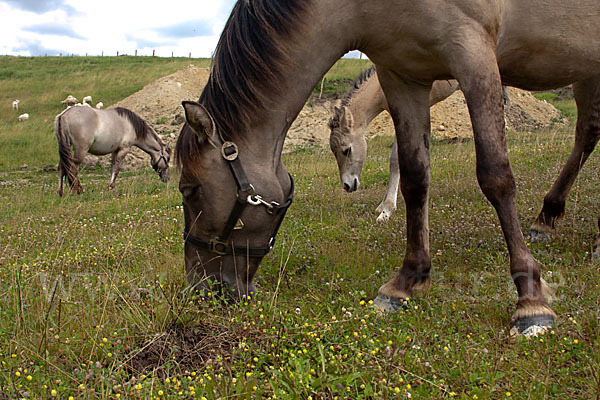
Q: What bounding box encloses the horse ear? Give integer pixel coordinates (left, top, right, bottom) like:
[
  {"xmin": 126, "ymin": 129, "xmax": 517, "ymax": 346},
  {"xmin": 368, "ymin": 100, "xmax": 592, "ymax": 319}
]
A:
[
  {"xmin": 340, "ymin": 106, "xmax": 354, "ymax": 129},
  {"xmin": 182, "ymin": 101, "xmax": 218, "ymax": 145}
]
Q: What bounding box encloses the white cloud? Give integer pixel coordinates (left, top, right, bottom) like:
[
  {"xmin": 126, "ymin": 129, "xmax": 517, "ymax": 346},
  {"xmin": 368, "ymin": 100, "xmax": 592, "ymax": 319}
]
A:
[{"xmin": 0, "ymin": 0, "xmax": 236, "ymax": 57}]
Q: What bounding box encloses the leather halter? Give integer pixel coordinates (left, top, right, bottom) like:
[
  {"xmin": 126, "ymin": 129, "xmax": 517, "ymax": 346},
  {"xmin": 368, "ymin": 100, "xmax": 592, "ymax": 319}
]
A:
[{"xmin": 183, "ymin": 141, "xmax": 294, "ymax": 257}]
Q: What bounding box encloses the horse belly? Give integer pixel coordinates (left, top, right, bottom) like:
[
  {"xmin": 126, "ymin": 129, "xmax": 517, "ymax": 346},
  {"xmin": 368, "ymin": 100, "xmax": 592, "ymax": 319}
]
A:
[
  {"xmin": 498, "ymin": 1, "xmax": 600, "ymax": 89},
  {"xmin": 88, "ymin": 140, "xmax": 120, "ymax": 155}
]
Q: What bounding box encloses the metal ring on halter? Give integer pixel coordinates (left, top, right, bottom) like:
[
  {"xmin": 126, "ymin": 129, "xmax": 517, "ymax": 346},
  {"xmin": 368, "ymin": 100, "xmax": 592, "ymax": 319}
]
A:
[{"xmin": 221, "ymin": 141, "xmax": 239, "ymax": 161}]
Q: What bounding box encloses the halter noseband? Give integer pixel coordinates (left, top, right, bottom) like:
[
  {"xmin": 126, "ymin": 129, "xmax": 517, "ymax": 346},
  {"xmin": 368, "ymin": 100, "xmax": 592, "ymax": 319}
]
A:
[{"xmin": 183, "ymin": 141, "xmax": 294, "ymax": 257}]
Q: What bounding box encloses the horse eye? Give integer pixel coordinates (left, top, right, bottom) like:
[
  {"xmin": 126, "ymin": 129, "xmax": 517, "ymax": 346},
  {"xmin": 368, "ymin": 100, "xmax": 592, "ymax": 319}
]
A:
[{"xmin": 342, "ymin": 147, "xmax": 352, "ymax": 156}]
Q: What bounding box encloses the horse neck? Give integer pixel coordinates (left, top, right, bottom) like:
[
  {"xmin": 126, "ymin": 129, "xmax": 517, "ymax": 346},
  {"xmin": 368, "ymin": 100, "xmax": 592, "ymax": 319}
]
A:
[
  {"xmin": 135, "ymin": 131, "xmax": 162, "ymax": 157},
  {"xmin": 236, "ymin": 3, "xmax": 358, "ymax": 162},
  {"xmin": 344, "ymin": 72, "xmax": 388, "ymax": 132}
]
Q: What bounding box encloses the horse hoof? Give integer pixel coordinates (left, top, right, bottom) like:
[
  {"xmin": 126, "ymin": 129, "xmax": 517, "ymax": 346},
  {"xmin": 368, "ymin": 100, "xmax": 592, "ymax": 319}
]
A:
[
  {"xmin": 510, "ymin": 314, "xmax": 555, "ymax": 337},
  {"xmin": 373, "ymin": 294, "xmax": 409, "ymax": 313},
  {"xmin": 527, "ymin": 229, "xmax": 551, "ymax": 243},
  {"xmin": 376, "ymin": 212, "xmax": 390, "ymax": 223}
]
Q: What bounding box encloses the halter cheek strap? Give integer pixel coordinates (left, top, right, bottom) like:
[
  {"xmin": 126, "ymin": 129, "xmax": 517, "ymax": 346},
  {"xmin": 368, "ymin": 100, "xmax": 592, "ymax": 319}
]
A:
[{"xmin": 183, "ymin": 141, "xmax": 294, "ymax": 257}]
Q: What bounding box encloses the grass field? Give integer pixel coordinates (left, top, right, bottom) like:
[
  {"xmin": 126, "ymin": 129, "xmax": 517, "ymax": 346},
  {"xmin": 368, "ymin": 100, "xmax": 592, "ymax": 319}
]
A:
[{"xmin": 1, "ymin": 57, "xmax": 599, "ymax": 399}]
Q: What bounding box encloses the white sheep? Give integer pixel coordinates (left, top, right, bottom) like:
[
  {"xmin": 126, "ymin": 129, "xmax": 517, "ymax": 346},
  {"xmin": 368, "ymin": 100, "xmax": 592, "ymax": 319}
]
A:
[
  {"xmin": 12, "ymin": 99, "xmax": 20, "ymax": 110},
  {"xmin": 95, "ymin": 102, "xmax": 104, "ymax": 109},
  {"xmin": 83, "ymin": 96, "xmax": 92, "ymax": 104},
  {"xmin": 18, "ymin": 113, "xmax": 29, "ymax": 121},
  {"xmin": 61, "ymin": 95, "xmax": 79, "ymax": 106}
]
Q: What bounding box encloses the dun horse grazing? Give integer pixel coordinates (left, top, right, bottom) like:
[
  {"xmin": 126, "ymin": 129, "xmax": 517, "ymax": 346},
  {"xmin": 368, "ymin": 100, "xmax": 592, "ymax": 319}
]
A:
[
  {"xmin": 56, "ymin": 106, "xmax": 171, "ymax": 196},
  {"xmin": 176, "ymin": 0, "xmax": 600, "ymax": 336},
  {"xmin": 329, "ymin": 66, "xmax": 459, "ymax": 221}
]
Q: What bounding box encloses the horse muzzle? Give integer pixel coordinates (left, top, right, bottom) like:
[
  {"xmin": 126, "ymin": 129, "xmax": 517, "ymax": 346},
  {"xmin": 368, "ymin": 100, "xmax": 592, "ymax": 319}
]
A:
[{"xmin": 342, "ymin": 176, "xmax": 360, "ymax": 192}]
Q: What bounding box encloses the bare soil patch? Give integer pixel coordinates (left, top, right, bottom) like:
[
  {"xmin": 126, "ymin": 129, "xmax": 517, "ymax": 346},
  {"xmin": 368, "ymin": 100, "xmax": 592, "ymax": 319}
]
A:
[
  {"xmin": 84, "ymin": 65, "xmax": 567, "ymax": 170},
  {"xmin": 127, "ymin": 322, "xmax": 240, "ymax": 377}
]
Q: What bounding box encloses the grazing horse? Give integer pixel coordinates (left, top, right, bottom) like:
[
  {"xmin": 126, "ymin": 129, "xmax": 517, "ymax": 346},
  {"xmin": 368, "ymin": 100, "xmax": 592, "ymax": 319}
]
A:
[
  {"xmin": 56, "ymin": 106, "xmax": 171, "ymax": 196},
  {"xmin": 176, "ymin": 0, "xmax": 600, "ymax": 336},
  {"xmin": 329, "ymin": 66, "xmax": 459, "ymax": 221}
]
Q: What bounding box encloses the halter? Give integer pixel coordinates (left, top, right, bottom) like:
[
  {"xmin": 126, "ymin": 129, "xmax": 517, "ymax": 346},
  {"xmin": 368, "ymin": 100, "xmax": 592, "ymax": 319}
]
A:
[
  {"xmin": 183, "ymin": 140, "xmax": 294, "ymax": 257},
  {"xmin": 151, "ymin": 148, "xmax": 169, "ymax": 171}
]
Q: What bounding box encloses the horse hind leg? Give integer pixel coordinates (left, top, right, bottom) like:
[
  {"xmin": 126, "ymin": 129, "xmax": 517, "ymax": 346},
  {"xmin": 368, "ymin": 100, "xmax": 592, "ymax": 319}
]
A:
[
  {"xmin": 375, "ymin": 138, "xmax": 400, "ymax": 222},
  {"xmin": 529, "ymin": 77, "xmax": 600, "ymax": 243}
]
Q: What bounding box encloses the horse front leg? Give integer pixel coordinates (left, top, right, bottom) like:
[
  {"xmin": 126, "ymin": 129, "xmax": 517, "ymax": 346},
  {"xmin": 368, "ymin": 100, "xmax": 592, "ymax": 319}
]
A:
[
  {"xmin": 373, "ymin": 68, "xmax": 433, "ymax": 311},
  {"xmin": 376, "ymin": 138, "xmax": 400, "ymax": 222},
  {"xmin": 454, "ymin": 45, "xmax": 554, "ymax": 335},
  {"xmin": 109, "ymin": 148, "xmax": 129, "ymax": 190},
  {"xmin": 529, "ymin": 77, "xmax": 600, "ymax": 243}
]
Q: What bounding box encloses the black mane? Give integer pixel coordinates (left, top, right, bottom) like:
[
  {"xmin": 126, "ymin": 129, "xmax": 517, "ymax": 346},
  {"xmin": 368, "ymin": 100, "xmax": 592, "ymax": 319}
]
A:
[
  {"xmin": 329, "ymin": 66, "xmax": 376, "ymax": 130},
  {"xmin": 176, "ymin": 0, "xmax": 308, "ymax": 166},
  {"xmin": 115, "ymin": 107, "xmax": 152, "ymax": 140}
]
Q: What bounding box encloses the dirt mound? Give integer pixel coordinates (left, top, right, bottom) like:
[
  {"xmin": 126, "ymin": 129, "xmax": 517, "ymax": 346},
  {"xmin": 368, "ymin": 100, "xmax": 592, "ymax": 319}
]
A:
[
  {"xmin": 83, "ymin": 65, "xmax": 567, "ymax": 171},
  {"xmin": 368, "ymin": 87, "xmax": 566, "ymax": 140}
]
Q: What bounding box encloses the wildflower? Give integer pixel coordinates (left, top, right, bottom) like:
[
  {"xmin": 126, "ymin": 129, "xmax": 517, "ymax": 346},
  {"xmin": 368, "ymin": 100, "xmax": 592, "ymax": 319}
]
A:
[
  {"xmin": 15, "ymin": 371, "xmax": 20, "ymax": 377},
  {"xmin": 51, "ymin": 389, "xmax": 57, "ymax": 397},
  {"xmin": 26, "ymin": 375, "xmax": 32, "ymax": 381},
  {"xmin": 506, "ymin": 392, "xmax": 511, "ymax": 397},
  {"xmin": 158, "ymin": 390, "xmax": 164, "ymax": 396},
  {"xmin": 394, "ymin": 387, "xmax": 400, "ymax": 393}
]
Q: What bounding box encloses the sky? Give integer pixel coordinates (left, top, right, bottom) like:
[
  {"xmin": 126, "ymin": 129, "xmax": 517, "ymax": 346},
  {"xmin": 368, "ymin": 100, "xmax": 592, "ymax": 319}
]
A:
[{"xmin": 0, "ymin": 0, "xmax": 240, "ymax": 57}]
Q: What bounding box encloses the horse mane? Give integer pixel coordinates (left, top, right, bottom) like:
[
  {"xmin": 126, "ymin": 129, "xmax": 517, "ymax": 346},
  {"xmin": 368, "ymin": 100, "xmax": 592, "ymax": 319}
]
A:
[
  {"xmin": 329, "ymin": 66, "xmax": 376, "ymax": 130},
  {"xmin": 114, "ymin": 107, "xmax": 152, "ymax": 140},
  {"xmin": 176, "ymin": 0, "xmax": 308, "ymax": 167}
]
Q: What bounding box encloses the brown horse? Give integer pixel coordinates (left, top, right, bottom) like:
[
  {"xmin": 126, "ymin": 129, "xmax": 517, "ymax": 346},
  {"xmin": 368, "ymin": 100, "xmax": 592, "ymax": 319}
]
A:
[
  {"xmin": 56, "ymin": 106, "xmax": 171, "ymax": 195},
  {"xmin": 176, "ymin": 0, "xmax": 600, "ymax": 336}
]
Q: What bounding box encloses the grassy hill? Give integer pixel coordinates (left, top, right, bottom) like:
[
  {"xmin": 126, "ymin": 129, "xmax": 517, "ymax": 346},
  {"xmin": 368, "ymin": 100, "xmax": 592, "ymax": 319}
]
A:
[{"xmin": 0, "ymin": 56, "xmax": 599, "ymax": 399}]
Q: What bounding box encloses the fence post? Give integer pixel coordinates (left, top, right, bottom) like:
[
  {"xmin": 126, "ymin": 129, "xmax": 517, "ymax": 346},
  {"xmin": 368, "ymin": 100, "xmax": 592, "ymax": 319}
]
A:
[
  {"xmin": 153, "ymin": 49, "xmax": 155, "ymax": 57},
  {"xmin": 117, "ymin": 51, "xmax": 119, "ymax": 56},
  {"xmin": 135, "ymin": 49, "xmax": 138, "ymax": 56},
  {"xmin": 189, "ymin": 52, "xmax": 191, "ymax": 59}
]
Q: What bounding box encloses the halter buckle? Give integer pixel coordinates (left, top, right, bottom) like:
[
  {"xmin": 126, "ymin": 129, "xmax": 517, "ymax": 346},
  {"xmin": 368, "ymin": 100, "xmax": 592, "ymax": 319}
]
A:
[
  {"xmin": 209, "ymin": 238, "xmax": 229, "ymax": 255},
  {"xmin": 221, "ymin": 141, "xmax": 239, "ymax": 161}
]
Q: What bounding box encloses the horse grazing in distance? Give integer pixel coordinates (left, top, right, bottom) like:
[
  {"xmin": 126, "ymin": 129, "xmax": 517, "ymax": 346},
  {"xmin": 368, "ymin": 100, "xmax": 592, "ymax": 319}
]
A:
[
  {"xmin": 329, "ymin": 66, "xmax": 459, "ymax": 221},
  {"xmin": 55, "ymin": 106, "xmax": 171, "ymax": 196},
  {"xmin": 176, "ymin": 0, "xmax": 600, "ymax": 336}
]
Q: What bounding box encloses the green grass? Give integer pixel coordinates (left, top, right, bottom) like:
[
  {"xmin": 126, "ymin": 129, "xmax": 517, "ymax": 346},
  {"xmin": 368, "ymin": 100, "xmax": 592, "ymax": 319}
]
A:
[{"xmin": 1, "ymin": 57, "xmax": 599, "ymax": 399}]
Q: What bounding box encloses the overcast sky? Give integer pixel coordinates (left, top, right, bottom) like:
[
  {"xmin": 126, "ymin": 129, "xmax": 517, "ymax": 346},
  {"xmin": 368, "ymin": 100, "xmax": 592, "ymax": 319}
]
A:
[{"xmin": 0, "ymin": 0, "xmax": 240, "ymax": 57}]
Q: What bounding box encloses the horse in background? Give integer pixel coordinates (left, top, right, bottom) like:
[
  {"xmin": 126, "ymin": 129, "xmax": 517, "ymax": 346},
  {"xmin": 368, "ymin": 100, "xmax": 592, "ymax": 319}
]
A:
[
  {"xmin": 55, "ymin": 106, "xmax": 170, "ymax": 196},
  {"xmin": 329, "ymin": 67, "xmax": 459, "ymax": 221}
]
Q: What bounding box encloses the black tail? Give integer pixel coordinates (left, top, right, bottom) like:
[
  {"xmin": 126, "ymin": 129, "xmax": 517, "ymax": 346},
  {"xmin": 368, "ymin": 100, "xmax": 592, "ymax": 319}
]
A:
[{"xmin": 55, "ymin": 110, "xmax": 81, "ymax": 191}]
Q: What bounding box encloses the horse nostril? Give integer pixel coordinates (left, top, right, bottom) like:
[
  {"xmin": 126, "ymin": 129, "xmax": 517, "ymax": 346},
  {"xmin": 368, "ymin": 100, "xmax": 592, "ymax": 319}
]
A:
[
  {"xmin": 343, "ymin": 182, "xmax": 351, "ymax": 192},
  {"xmin": 352, "ymin": 178, "xmax": 359, "ymax": 191}
]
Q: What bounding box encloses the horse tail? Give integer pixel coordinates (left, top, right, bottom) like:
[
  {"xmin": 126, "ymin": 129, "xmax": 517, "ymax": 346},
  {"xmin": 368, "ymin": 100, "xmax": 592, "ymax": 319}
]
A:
[{"xmin": 55, "ymin": 109, "xmax": 80, "ymax": 190}]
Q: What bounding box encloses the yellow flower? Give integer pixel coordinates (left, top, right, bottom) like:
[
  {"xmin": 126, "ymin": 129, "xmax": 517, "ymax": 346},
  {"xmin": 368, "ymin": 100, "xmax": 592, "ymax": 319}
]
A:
[
  {"xmin": 506, "ymin": 392, "xmax": 512, "ymax": 397},
  {"xmin": 15, "ymin": 371, "xmax": 20, "ymax": 377},
  {"xmin": 26, "ymin": 375, "xmax": 32, "ymax": 381},
  {"xmin": 51, "ymin": 389, "xmax": 57, "ymax": 397},
  {"xmin": 158, "ymin": 390, "xmax": 164, "ymax": 396},
  {"xmin": 394, "ymin": 387, "xmax": 400, "ymax": 393},
  {"xmin": 102, "ymin": 337, "xmax": 108, "ymax": 343}
]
